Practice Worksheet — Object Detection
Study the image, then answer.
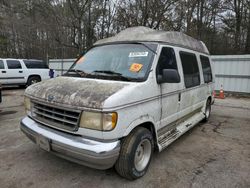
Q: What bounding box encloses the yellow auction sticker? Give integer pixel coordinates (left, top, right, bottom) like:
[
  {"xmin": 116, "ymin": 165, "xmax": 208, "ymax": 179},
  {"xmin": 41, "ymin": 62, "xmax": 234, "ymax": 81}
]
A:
[
  {"xmin": 130, "ymin": 63, "xmax": 143, "ymax": 72},
  {"xmin": 76, "ymin": 56, "xmax": 85, "ymax": 64}
]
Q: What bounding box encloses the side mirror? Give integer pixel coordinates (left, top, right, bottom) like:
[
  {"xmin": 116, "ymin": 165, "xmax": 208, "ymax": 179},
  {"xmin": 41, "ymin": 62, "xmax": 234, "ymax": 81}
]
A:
[{"xmin": 157, "ymin": 69, "xmax": 180, "ymax": 84}]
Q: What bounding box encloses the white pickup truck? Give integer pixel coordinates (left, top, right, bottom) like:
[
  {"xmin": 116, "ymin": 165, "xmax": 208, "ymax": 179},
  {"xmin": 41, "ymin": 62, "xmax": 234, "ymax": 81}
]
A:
[{"xmin": 0, "ymin": 59, "xmax": 51, "ymax": 87}]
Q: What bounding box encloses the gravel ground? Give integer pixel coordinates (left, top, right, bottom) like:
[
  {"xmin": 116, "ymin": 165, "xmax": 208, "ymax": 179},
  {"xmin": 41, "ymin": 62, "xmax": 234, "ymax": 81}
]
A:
[{"xmin": 0, "ymin": 88, "xmax": 249, "ymax": 188}]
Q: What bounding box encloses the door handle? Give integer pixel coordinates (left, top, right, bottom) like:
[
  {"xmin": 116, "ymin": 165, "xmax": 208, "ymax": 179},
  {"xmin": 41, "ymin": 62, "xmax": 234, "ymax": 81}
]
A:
[
  {"xmin": 19, "ymin": 71, "xmax": 23, "ymax": 73},
  {"xmin": 1, "ymin": 71, "xmax": 6, "ymax": 73},
  {"xmin": 178, "ymin": 93, "xmax": 181, "ymax": 102}
]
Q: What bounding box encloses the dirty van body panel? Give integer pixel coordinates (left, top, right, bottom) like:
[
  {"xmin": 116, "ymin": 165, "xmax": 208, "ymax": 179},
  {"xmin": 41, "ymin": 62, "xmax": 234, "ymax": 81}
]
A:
[
  {"xmin": 156, "ymin": 86, "xmax": 182, "ymax": 138},
  {"xmin": 102, "ymin": 71, "xmax": 161, "ymax": 140},
  {"xmin": 176, "ymin": 47, "xmax": 213, "ymax": 120},
  {"xmin": 25, "ymin": 75, "xmax": 161, "ymax": 141},
  {"xmin": 178, "ymin": 86, "xmax": 206, "ymax": 119},
  {"xmin": 25, "ymin": 77, "xmax": 130, "ymax": 109},
  {"xmin": 104, "ymin": 97, "xmax": 160, "ymax": 140}
]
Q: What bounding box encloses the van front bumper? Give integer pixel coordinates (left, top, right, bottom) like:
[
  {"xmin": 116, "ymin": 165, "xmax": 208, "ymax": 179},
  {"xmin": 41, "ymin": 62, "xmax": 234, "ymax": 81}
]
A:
[{"xmin": 20, "ymin": 117, "xmax": 120, "ymax": 169}]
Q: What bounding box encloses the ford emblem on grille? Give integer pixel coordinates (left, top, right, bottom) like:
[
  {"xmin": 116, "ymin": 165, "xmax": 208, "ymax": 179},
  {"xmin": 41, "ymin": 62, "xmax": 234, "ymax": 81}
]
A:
[{"xmin": 48, "ymin": 95, "xmax": 54, "ymax": 102}]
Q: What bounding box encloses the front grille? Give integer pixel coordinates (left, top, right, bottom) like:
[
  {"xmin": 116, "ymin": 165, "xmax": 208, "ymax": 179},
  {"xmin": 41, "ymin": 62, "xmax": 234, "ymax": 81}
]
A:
[{"xmin": 31, "ymin": 102, "xmax": 80, "ymax": 131}]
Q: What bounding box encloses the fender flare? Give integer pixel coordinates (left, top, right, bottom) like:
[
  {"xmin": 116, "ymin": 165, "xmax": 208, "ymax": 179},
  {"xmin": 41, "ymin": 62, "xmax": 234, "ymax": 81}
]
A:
[{"xmin": 123, "ymin": 114, "xmax": 157, "ymax": 137}]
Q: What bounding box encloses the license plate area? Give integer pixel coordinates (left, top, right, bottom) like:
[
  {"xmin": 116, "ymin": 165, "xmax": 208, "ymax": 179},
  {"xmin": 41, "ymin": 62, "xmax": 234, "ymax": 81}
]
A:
[{"xmin": 37, "ymin": 135, "xmax": 51, "ymax": 152}]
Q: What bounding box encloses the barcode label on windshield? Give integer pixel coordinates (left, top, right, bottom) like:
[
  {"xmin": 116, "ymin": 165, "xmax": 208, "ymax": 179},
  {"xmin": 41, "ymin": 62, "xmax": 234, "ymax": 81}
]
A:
[{"xmin": 129, "ymin": 52, "xmax": 148, "ymax": 57}]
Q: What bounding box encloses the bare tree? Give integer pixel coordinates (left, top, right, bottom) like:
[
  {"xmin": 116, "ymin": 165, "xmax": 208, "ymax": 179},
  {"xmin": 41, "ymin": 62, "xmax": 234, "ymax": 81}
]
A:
[{"xmin": 0, "ymin": 0, "xmax": 249, "ymax": 59}]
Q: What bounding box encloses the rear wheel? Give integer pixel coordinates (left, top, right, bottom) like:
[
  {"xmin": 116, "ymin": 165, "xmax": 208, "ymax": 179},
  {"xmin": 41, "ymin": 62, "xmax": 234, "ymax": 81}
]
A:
[
  {"xmin": 115, "ymin": 127, "xmax": 154, "ymax": 180},
  {"xmin": 203, "ymin": 99, "xmax": 211, "ymax": 122},
  {"xmin": 27, "ymin": 76, "xmax": 41, "ymax": 86}
]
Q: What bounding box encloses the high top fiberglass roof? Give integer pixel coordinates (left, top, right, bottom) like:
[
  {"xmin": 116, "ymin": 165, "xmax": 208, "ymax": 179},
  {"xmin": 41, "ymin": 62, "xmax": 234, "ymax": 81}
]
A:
[{"xmin": 94, "ymin": 26, "xmax": 209, "ymax": 54}]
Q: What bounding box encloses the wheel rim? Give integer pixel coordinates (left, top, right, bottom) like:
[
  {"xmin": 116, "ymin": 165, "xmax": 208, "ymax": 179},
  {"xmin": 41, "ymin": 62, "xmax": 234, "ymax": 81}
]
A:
[
  {"xmin": 31, "ymin": 80, "xmax": 38, "ymax": 84},
  {"xmin": 134, "ymin": 139, "xmax": 152, "ymax": 171}
]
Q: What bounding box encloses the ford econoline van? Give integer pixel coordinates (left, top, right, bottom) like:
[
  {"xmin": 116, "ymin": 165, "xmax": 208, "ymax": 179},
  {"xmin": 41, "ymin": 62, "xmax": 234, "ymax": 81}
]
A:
[{"xmin": 20, "ymin": 26, "xmax": 214, "ymax": 180}]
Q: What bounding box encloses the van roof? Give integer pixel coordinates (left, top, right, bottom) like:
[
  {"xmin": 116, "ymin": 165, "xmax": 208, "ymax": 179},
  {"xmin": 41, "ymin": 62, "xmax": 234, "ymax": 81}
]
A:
[
  {"xmin": 94, "ymin": 26, "xmax": 209, "ymax": 54},
  {"xmin": 0, "ymin": 58, "xmax": 42, "ymax": 61}
]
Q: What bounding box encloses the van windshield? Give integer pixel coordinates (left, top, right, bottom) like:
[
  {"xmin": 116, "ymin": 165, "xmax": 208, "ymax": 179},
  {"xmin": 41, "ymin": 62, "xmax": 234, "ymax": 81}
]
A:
[{"xmin": 67, "ymin": 43, "xmax": 156, "ymax": 82}]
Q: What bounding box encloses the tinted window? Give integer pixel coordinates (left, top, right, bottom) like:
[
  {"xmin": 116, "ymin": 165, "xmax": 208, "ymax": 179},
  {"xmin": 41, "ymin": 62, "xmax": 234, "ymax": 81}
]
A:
[
  {"xmin": 6, "ymin": 60, "xmax": 22, "ymax": 69},
  {"xmin": 23, "ymin": 60, "xmax": 48, "ymax": 69},
  {"xmin": 157, "ymin": 47, "xmax": 178, "ymax": 75},
  {"xmin": 180, "ymin": 51, "xmax": 200, "ymax": 88},
  {"xmin": 0, "ymin": 60, "xmax": 4, "ymax": 69},
  {"xmin": 200, "ymin": 56, "xmax": 212, "ymax": 83}
]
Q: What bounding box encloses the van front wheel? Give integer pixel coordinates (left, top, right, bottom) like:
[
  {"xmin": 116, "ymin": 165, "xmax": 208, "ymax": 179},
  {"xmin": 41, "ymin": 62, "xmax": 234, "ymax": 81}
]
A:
[
  {"xmin": 203, "ymin": 99, "xmax": 211, "ymax": 122},
  {"xmin": 115, "ymin": 127, "xmax": 153, "ymax": 180}
]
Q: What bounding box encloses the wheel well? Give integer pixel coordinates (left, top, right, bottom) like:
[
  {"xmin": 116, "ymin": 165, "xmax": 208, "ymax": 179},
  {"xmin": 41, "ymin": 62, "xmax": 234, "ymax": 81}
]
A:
[
  {"xmin": 28, "ymin": 75, "xmax": 41, "ymax": 80},
  {"xmin": 137, "ymin": 122, "xmax": 158, "ymax": 150}
]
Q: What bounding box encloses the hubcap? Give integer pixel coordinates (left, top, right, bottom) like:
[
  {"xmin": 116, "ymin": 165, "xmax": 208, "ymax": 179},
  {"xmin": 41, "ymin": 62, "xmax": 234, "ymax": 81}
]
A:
[
  {"xmin": 31, "ymin": 80, "xmax": 38, "ymax": 84},
  {"xmin": 134, "ymin": 139, "xmax": 152, "ymax": 171}
]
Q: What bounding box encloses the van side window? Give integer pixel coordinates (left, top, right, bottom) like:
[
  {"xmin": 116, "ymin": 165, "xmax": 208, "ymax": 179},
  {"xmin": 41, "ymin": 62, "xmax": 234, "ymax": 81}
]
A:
[
  {"xmin": 6, "ymin": 60, "xmax": 21, "ymax": 69},
  {"xmin": 180, "ymin": 51, "xmax": 200, "ymax": 88},
  {"xmin": 200, "ymin": 55, "xmax": 212, "ymax": 83},
  {"xmin": 0, "ymin": 60, "xmax": 4, "ymax": 69},
  {"xmin": 24, "ymin": 60, "xmax": 49, "ymax": 69},
  {"xmin": 157, "ymin": 47, "xmax": 178, "ymax": 75}
]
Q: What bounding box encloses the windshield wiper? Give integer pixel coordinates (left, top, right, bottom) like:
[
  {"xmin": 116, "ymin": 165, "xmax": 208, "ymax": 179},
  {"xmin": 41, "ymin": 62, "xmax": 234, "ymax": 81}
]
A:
[
  {"xmin": 92, "ymin": 70, "xmax": 133, "ymax": 81},
  {"xmin": 92, "ymin": 70, "xmax": 122, "ymax": 75}
]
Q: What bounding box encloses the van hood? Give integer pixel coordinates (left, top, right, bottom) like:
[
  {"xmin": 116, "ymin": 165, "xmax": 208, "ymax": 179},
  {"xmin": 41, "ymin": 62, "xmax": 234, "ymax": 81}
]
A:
[{"xmin": 25, "ymin": 77, "xmax": 130, "ymax": 109}]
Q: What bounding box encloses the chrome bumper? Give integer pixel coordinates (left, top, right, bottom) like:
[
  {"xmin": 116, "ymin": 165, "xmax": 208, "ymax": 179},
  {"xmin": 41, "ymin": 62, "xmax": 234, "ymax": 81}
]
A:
[{"xmin": 20, "ymin": 117, "xmax": 120, "ymax": 169}]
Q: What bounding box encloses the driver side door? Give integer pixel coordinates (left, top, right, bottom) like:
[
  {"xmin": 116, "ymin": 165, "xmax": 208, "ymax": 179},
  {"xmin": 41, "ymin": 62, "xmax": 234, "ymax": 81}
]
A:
[{"xmin": 156, "ymin": 46, "xmax": 182, "ymax": 134}]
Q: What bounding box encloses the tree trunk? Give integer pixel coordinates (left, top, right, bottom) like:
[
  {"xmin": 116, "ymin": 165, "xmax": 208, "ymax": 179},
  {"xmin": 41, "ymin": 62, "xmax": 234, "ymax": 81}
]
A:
[
  {"xmin": 101, "ymin": 0, "xmax": 107, "ymax": 39},
  {"xmin": 245, "ymin": 10, "xmax": 250, "ymax": 53},
  {"xmin": 197, "ymin": 0, "xmax": 204, "ymax": 39},
  {"xmin": 234, "ymin": 0, "xmax": 242, "ymax": 52}
]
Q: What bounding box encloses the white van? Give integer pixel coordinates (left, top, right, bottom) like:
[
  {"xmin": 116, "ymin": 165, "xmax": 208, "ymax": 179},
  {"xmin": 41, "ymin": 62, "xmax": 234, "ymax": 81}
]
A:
[
  {"xmin": 0, "ymin": 59, "xmax": 50, "ymax": 86},
  {"xmin": 20, "ymin": 27, "xmax": 214, "ymax": 180}
]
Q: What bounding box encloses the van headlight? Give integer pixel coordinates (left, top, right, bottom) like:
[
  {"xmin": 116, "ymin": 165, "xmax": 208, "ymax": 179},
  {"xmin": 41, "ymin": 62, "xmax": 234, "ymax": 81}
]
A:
[
  {"xmin": 79, "ymin": 111, "xmax": 117, "ymax": 131},
  {"xmin": 24, "ymin": 96, "xmax": 31, "ymax": 114}
]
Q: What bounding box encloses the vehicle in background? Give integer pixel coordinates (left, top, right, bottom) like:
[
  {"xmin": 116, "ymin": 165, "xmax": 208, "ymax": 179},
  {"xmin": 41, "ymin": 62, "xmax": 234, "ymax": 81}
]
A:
[
  {"xmin": 20, "ymin": 27, "xmax": 214, "ymax": 180},
  {"xmin": 0, "ymin": 59, "xmax": 51, "ymax": 87}
]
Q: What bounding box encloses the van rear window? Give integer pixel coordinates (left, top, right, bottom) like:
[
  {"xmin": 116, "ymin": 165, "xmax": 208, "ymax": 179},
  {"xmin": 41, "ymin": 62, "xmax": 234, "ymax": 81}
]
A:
[
  {"xmin": 200, "ymin": 56, "xmax": 213, "ymax": 83},
  {"xmin": 180, "ymin": 51, "xmax": 200, "ymax": 88},
  {"xmin": 24, "ymin": 60, "xmax": 48, "ymax": 69}
]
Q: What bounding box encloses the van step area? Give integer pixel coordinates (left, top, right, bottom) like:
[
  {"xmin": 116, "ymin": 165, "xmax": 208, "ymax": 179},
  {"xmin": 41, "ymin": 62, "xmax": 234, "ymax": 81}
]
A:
[{"xmin": 158, "ymin": 112, "xmax": 204, "ymax": 151}]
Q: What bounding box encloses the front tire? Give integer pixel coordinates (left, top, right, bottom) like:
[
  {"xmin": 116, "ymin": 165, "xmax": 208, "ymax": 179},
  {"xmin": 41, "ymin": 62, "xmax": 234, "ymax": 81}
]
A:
[
  {"xmin": 203, "ymin": 99, "xmax": 211, "ymax": 122},
  {"xmin": 27, "ymin": 76, "xmax": 41, "ymax": 86},
  {"xmin": 115, "ymin": 127, "xmax": 154, "ymax": 180}
]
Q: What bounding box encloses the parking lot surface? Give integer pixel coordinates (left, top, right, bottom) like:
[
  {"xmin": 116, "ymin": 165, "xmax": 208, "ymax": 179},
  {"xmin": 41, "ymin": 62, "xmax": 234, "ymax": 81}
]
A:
[{"xmin": 0, "ymin": 88, "xmax": 250, "ymax": 188}]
